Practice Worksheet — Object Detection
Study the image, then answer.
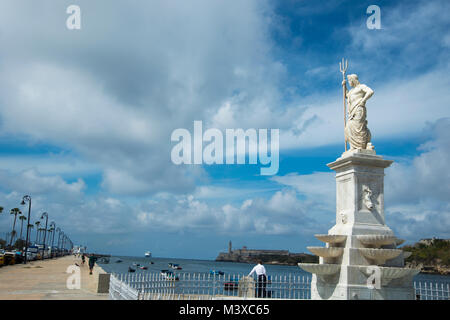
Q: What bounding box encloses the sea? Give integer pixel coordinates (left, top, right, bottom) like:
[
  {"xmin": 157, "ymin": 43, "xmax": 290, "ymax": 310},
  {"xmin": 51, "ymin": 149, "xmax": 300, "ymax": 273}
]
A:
[{"xmin": 97, "ymin": 255, "xmax": 450, "ymax": 284}]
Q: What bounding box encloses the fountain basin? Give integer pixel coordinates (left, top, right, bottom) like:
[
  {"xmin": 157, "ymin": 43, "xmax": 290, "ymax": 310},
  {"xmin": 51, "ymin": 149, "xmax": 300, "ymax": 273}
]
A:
[
  {"xmin": 359, "ymin": 248, "xmax": 402, "ymax": 265},
  {"xmin": 307, "ymin": 247, "xmax": 344, "ymax": 258},
  {"xmin": 315, "ymin": 234, "xmax": 347, "ymax": 244},
  {"xmin": 357, "ymin": 235, "xmax": 396, "ymax": 248},
  {"xmin": 298, "ymin": 263, "xmax": 341, "ymax": 275}
]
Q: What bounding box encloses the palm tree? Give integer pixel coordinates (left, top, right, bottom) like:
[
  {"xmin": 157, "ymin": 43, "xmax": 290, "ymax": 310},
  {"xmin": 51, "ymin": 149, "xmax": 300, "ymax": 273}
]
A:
[
  {"xmin": 35, "ymin": 221, "xmax": 41, "ymax": 244},
  {"xmin": 19, "ymin": 215, "xmax": 27, "ymax": 239},
  {"xmin": 9, "ymin": 208, "xmax": 21, "ymax": 246},
  {"xmin": 10, "ymin": 230, "xmax": 17, "ymax": 244}
]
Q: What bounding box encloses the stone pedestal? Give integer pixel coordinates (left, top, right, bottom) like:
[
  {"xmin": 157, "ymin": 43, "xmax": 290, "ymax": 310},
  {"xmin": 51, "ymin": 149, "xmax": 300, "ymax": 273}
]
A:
[
  {"xmin": 328, "ymin": 149, "xmax": 393, "ymax": 237},
  {"xmin": 238, "ymin": 276, "xmax": 255, "ymax": 298},
  {"xmin": 299, "ymin": 149, "xmax": 420, "ymax": 300}
]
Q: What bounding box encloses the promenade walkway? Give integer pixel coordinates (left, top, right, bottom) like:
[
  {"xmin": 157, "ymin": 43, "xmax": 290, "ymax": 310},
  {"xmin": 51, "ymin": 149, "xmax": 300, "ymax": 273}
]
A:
[{"xmin": 0, "ymin": 255, "xmax": 108, "ymax": 300}]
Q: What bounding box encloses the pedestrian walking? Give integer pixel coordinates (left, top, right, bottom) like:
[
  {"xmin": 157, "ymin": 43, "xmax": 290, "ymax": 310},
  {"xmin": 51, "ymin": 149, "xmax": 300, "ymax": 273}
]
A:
[{"xmin": 88, "ymin": 255, "xmax": 97, "ymax": 275}]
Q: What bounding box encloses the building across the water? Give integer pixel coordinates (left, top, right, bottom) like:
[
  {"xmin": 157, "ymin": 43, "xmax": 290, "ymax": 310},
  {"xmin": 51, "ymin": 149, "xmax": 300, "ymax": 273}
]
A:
[
  {"xmin": 215, "ymin": 241, "xmax": 317, "ymax": 265},
  {"xmin": 417, "ymin": 238, "xmax": 450, "ymax": 246}
]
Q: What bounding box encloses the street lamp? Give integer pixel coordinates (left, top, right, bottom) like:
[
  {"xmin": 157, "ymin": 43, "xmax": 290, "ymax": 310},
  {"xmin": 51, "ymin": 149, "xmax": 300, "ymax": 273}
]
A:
[
  {"xmin": 57, "ymin": 230, "xmax": 63, "ymax": 256},
  {"xmin": 20, "ymin": 195, "xmax": 31, "ymax": 264},
  {"xmin": 62, "ymin": 235, "xmax": 66, "ymax": 254},
  {"xmin": 40, "ymin": 212, "xmax": 48, "ymax": 260},
  {"xmin": 56, "ymin": 228, "xmax": 61, "ymax": 248},
  {"xmin": 35, "ymin": 221, "xmax": 40, "ymax": 244},
  {"xmin": 62, "ymin": 235, "xmax": 70, "ymax": 255},
  {"xmin": 49, "ymin": 222, "xmax": 56, "ymax": 258}
]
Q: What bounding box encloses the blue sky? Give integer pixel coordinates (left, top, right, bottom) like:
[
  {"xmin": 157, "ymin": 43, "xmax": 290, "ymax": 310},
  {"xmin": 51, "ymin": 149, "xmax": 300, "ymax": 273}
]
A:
[{"xmin": 0, "ymin": 0, "xmax": 449, "ymax": 259}]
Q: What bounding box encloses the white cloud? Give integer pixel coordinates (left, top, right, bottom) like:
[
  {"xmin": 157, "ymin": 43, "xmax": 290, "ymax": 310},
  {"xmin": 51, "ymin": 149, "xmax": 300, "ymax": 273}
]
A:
[
  {"xmin": 0, "ymin": 154, "xmax": 99, "ymax": 178},
  {"xmin": 272, "ymin": 172, "xmax": 334, "ymax": 201},
  {"xmin": 0, "ymin": 168, "xmax": 85, "ymax": 199},
  {"xmin": 131, "ymin": 188, "xmax": 319, "ymax": 236},
  {"xmin": 0, "ymin": 0, "xmax": 294, "ymax": 196},
  {"xmin": 347, "ymin": 0, "xmax": 450, "ymax": 63},
  {"xmin": 383, "ymin": 118, "xmax": 450, "ymax": 239}
]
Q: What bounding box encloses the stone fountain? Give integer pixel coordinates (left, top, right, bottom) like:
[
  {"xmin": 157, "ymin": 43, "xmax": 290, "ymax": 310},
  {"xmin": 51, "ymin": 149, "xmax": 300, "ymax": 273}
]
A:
[{"xmin": 298, "ymin": 70, "xmax": 420, "ymax": 300}]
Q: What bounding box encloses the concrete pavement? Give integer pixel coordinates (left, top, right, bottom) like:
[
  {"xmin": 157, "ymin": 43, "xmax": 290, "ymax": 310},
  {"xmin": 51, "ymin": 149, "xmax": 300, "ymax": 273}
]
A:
[{"xmin": 0, "ymin": 255, "xmax": 108, "ymax": 300}]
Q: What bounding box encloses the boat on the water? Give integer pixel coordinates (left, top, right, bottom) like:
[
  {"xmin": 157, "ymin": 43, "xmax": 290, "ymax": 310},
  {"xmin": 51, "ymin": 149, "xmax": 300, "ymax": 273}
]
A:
[
  {"xmin": 116, "ymin": 259, "xmax": 123, "ymax": 263},
  {"xmin": 140, "ymin": 266, "xmax": 148, "ymax": 270},
  {"xmin": 145, "ymin": 251, "xmax": 151, "ymax": 258},
  {"xmin": 99, "ymin": 257, "xmax": 110, "ymax": 264},
  {"xmin": 224, "ymin": 278, "xmax": 239, "ymax": 290},
  {"xmin": 210, "ymin": 270, "xmax": 225, "ymax": 275},
  {"xmin": 171, "ymin": 264, "xmax": 182, "ymax": 270},
  {"xmin": 160, "ymin": 270, "xmax": 179, "ymax": 281}
]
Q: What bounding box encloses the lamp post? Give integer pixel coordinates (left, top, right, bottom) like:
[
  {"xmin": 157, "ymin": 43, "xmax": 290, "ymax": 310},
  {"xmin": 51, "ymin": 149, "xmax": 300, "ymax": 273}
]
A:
[
  {"xmin": 40, "ymin": 212, "xmax": 48, "ymax": 260},
  {"xmin": 57, "ymin": 230, "xmax": 63, "ymax": 256},
  {"xmin": 27, "ymin": 223, "xmax": 33, "ymax": 243},
  {"xmin": 49, "ymin": 222, "xmax": 56, "ymax": 258},
  {"xmin": 62, "ymin": 235, "xmax": 66, "ymax": 255},
  {"xmin": 63, "ymin": 235, "xmax": 70, "ymax": 255},
  {"xmin": 34, "ymin": 221, "xmax": 40, "ymax": 244},
  {"xmin": 20, "ymin": 195, "xmax": 31, "ymax": 264},
  {"xmin": 56, "ymin": 228, "xmax": 61, "ymax": 249}
]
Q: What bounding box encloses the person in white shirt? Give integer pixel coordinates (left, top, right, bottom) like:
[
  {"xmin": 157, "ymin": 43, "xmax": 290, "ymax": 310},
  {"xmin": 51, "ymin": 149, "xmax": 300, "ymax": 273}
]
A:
[{"xmin": 248, "ymin": 260, "xmax": 267, "ymax": 297}]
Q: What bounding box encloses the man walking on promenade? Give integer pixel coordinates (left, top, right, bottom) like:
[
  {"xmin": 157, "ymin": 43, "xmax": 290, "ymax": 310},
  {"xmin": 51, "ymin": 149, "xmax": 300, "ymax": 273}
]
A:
[
  {"xmin": 88, "ymin": 255, "xmax": 97, "ymax": 275},
  {"xmin": 248, "ymin": 260, "xmax": 267, "ymax": 298}
]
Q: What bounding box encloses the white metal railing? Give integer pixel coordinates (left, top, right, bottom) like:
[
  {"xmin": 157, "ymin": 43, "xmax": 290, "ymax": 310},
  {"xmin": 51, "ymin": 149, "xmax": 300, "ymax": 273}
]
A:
[
  {"xmin": 414, "ymin": 281, "xmax": 450, "ymax": 300},
  {"xmin": 108, "ymin": 272, "xmax": 449, "ymax": 300},
  {"xmin": 109, "ymin": 272, "xmax": 310, "ymax": 300},
  {"xmin": 109, "ymin": 273, "xmax": 140, "ymax": 300}
]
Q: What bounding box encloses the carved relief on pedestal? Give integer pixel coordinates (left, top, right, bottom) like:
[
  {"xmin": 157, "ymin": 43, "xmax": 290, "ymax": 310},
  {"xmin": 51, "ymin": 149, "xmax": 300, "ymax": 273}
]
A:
[
  {"xmin": 362, "ymin": 185, "xmax": 374, "ymax": 211},
  {"xmin": 340, "ymin": 212, "xmax": 347, "ymax": 224},
  {"xmin": 359, "ymin": 182, "xmax": 381, "ymax": 212}
]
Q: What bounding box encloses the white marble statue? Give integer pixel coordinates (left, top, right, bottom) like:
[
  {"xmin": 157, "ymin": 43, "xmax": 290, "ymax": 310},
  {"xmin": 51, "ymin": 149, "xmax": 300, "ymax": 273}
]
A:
[
  {"xmin": 298, "ymin": 68, "xmax": 420, "ymax": 299},
  {"xmin": 342, "ymin": 74, "xmax": 374, "ymax": 150}
]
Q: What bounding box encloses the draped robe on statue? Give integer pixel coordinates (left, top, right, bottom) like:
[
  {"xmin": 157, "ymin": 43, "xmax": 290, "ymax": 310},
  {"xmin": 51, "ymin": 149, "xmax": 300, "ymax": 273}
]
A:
[{"xmin": 345, "ymin": 84, "xmax": 372, "ymax": 150}]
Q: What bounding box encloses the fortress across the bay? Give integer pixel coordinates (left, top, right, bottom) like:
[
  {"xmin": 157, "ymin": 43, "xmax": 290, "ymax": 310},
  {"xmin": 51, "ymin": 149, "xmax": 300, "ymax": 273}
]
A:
[{"xmin": 216, "ymin": 241, "xmax": 317, "ymax": 265}]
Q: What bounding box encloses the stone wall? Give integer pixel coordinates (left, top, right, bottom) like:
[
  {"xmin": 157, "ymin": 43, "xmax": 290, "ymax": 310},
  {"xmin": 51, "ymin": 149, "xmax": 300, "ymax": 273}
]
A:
[{"xmin": 91, "ymin": 263, "xmax": 111, "ymax": 293}]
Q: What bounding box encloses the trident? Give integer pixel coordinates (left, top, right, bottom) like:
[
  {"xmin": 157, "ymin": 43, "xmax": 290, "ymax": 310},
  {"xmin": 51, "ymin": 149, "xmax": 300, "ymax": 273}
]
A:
[{"xmin": 339, "ymin": 58, "xmax": 348, "ymax": 151}]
